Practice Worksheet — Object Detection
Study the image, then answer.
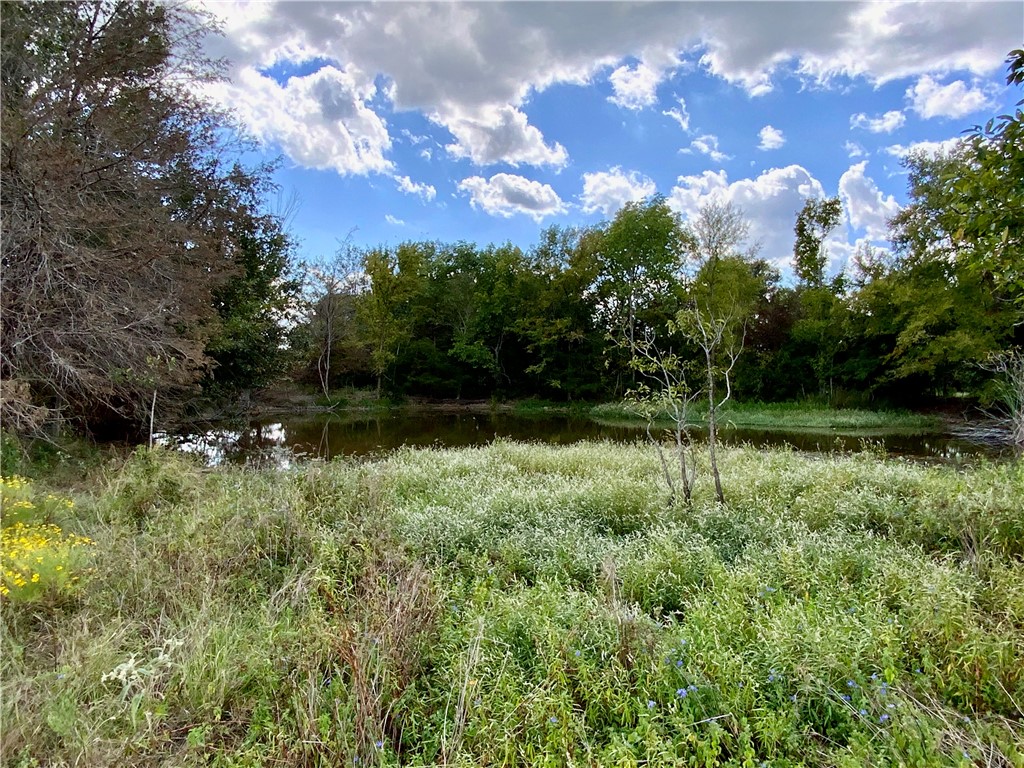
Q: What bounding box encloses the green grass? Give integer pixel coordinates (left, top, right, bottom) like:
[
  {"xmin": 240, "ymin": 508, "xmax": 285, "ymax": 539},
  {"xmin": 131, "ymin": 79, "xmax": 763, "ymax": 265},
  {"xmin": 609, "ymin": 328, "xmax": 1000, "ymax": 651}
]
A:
[
  {"xmin": 2, "ymin": 442, "xmax": 1021, "ymax": 766},
  {"xmin": 591, "ymin": 400, "xmax": 944, "ymax": 432}
]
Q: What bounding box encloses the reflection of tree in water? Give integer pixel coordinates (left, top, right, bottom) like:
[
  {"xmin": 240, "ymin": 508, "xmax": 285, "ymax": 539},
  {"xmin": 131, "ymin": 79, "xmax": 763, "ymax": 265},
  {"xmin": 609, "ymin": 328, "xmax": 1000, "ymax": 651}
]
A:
[
  {"xmin": 161, "ymin": 411, "xmax": 1003, "ymax": 467},
  {"xmin": 158, "ymin": 421, "xmax": 293, "ymax": 467}
]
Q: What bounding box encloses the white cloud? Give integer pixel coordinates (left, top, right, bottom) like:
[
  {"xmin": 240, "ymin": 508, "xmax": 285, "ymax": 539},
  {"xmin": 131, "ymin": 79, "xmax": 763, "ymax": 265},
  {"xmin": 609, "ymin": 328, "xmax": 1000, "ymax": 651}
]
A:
[
  {"xmin": 838, "ymin": 161, "xmax": 900, "ymax": 240},
  {"xmin": 401, "ymin": 129, "xmax": 429, "ymax": 145},
  {"xmin": 668, "ymin": 165, "xmax": 828, "ymax": 267},
  {"xmin": 439, "ymin": 104, "xmax": 568, "ymax": 168},
  {"xmin": 883, "ymin": 137, "xmax": 963, "ymax": 159},
  {"xmin": 457, "ymin": 173, "xmax": 567, "ymax": 221},
  {"xmin": 906, "ymin": 75, "xmax": 995, "ymax": 119},
  {"xmin": 608, "ymin": 62, "xmax": 661, "ymax": 109},
  {"xmin": 580, "ymin": 166, "xmax": 657, "ymax": 217},
  {"xmin": 850, "ymin": 110, "xmax": 906, "ymax": 134},
  {"xmin": 419, "ymin": 147, "xmax": 433, "ymax": 161},
  {"xmin": 202, "ymin": 2, "xmax": 1020, "ymax": 172},
  {"xmin": 395, "ymin": 175, "xmax": 437, "ymax": 202},
  {"xmin": 203, "ymin": 65, "xmax": 392, "ymax": 176},
  {"xmin": 758, "ymin": 125, "xmax": 785, "ymax": 150},
  {"xmin": 685, "ymin": 134, "xmax": 731, "ymax": 163},
  {"xmin": 385, "ymin": 214, "xmax": 406, "ymax": 226},
  {"xmin": 844, "ymin": 141, "xmax": 868, "ymax": 159},
  {"xmin": 662, "ymin": 96, "xmax": 691, "ymax": 132}
]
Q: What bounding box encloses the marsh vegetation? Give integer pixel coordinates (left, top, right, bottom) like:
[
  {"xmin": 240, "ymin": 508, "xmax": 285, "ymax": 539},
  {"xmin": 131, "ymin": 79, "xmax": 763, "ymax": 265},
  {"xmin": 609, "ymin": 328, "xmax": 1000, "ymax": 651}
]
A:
[{"xmin": 3, "ymin": 442, "xmax": 1022, "ymax": 766}]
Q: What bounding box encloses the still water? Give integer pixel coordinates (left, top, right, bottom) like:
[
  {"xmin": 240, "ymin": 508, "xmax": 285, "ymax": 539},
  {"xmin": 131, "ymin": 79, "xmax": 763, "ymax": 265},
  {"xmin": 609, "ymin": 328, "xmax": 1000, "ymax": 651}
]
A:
[{"xmin": 159, "ymin": 409, "xmax": 1005, "ymax": 466}]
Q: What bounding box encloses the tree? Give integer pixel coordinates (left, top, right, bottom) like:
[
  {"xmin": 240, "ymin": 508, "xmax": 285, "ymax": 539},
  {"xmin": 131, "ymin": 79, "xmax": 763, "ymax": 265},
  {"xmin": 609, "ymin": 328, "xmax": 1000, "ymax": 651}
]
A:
[
  {"xmin": 678, "ymin": 202, "xmax": 761, "ymax": 504},
  {"xmin": 793, "ymin": 196, "xmax": 843, "ymax": 289},
  {"xmin": 0, "ymin": 1, "xmax": 286, "ymax": 433},
  {"xmin": 596, "ymin": 196, "xmax": 690, "ymax": 345},
  {"xmin": 203, "ymin": 170, "xmax": 302, "ymax": 403},
  {"xmin": 357, "ymin": 243, "xmax": 427, "ymax": 397},
  {"xmin": 303, "ymin": 244, "xmax": 366, "ymax": 399}
]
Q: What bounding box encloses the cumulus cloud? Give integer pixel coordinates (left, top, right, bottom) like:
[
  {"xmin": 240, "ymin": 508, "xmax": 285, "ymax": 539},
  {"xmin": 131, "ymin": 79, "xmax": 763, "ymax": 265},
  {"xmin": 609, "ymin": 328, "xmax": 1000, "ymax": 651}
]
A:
[
  {"xmin": 201, "ymin": 2, "xmax": 1020, "ymax": 175},
  {"xmin": 439, "ymin": 104, "xmax": 568, "ymax": 167},
  {"xmin": 457, "ymin": 173, "xmax": 567, "ymax": 221},
  {"xmin": 684, "ymin": 134, "xmax": 731, "ymax": 163},
  {"xmin": 395, "ymin": 175, "xmax": 437, "ymax": 202},
  {"xmin": 906, "ymin": 75, "xmax": 995, "ymax": 119},
  {"xmin": 838, "ymin": 161, "xmax": 900, "ymax": 239},
  {"xmin": 668, "ymin": 165, "xmax": 828, "ymax": 266},
  {"xmin": 580, "ymin": 167, "xmax": 657, "ymax": 217},
  {"xmin": 203, "ymin": 65, "xmax": 392, "ymax": 176},
  {"xmin": 758, "ymin": 125, "xmax": 785, "ymax": 150},
  {"xmin": 883, "ymin": 137, "xmax": 964, "ymax": 159},
  {"xmin": 662, "ymin": 96, "xmax": 691, "ymax": 132},
  {"xmin": 608, "ymin": 62, "xmax": 661, "ymax": 109},
  {"xmin": 850, "ymin": 110, "xmax": 906, "ymax": 134},
  {"xmin": 385, "ymin": 214, "xmax": 406, "ymax": 226}
]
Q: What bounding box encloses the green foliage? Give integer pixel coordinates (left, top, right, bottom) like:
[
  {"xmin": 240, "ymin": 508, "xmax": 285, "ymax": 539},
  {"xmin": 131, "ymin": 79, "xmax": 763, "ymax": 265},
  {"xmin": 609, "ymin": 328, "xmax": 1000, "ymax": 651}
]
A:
[
  {"xmin": 4, "ymin": 444, "xmax": 1022, "ymax": 766},
  {"xmin": 793, "ymin": 196, "xmax": 843, "ymax": 289}
]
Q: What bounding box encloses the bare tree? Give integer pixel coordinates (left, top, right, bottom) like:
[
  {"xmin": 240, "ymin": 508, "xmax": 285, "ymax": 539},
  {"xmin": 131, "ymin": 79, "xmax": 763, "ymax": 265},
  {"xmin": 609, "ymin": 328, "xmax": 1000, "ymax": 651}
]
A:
[
  {"xmin": 303, "ymin": 243, "xmax": 365, "ymax": 400},
  {"xmin": 623, "ymin": 327, "xmax": 700, "ymax": 507},
  {"xmin": 981, "ymin": 348, "xmax": 1024, "ymax": 448},
  {"xmin": 678, "ymin": 202, "xmax": 761, "ymax": 504}
]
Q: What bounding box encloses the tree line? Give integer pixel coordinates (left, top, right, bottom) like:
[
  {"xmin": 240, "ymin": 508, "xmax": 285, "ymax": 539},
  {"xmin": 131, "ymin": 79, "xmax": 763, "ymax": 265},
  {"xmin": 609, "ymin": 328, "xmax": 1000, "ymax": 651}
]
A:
[{"xmin": 1, "ymin": 0, "xmax": 1020, "ymax": 439}]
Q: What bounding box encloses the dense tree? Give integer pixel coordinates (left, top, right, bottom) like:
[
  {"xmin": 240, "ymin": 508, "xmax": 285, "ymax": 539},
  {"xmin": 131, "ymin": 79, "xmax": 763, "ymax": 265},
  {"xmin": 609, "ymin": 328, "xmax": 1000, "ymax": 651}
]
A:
[{"xmin": 0, "ymin": 1, "xmax": 292, "ymax": 433}]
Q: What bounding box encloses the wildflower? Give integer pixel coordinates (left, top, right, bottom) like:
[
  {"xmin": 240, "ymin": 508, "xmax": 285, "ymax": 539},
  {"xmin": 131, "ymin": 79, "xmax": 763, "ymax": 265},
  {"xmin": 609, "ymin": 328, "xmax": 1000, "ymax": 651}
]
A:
[
  {"xmin": 676, "ymin": 688, "xmax": 687, "ymax": 698},
  {"xmin": 574, "ymin": 650, "xmax": 581, "ymax": 657},
  {"xmin": 842, "ymin": 694, "xmax": 851, "ymax": 702},
  {"xmin": 859, "ymin": 709, "xmax": 867, "ymax": 716},
  {"xmin": 549, "ymin": 716, "xmax": 558, "ymax": 724},
  {"xmin": 647, "ymin": 700, "xmax": 656, "ymax": 709},
  {"xmin": 847, "ymin": 680, "xmax": 857, "ymax": 688},
  {"xmin": 790, "ymin": 694, "xmax": 797, "ymax": 702},
  {"xmin": 375, "ymin": 740, "xmax": 384, "ymax": 749},
  {"xmin": 879, "ymin": 714, "xmax": 890, "ymax": 723}
]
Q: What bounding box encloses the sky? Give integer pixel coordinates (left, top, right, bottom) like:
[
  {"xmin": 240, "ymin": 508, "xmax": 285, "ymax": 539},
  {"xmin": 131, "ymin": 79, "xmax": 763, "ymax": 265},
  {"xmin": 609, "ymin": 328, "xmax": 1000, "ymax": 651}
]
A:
[{"xmin": 197, "ymin": 1, "xmax": 1023, "ymax": 279}]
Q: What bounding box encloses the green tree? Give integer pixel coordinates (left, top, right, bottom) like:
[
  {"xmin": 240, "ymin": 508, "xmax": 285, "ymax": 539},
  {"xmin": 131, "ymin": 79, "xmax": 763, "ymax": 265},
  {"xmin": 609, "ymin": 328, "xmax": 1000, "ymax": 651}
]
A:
[{"xmin": 793, "ymin": 196, "xmax": 843, "ymax": 289}]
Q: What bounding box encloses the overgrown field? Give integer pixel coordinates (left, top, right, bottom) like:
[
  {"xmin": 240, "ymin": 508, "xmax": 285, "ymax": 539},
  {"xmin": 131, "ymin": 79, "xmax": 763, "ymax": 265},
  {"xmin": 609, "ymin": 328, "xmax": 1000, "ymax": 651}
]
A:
[{"xmin": 2, "ymin": 442, "xmax": 1022, "ymax": 767}]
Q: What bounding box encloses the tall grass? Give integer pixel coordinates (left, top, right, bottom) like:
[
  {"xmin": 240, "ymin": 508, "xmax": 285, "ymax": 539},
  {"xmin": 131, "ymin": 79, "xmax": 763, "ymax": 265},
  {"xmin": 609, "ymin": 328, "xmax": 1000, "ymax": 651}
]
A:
[
  {"xmin": 592, "ymin": 400, "xmax": 944, "ymax": 431},
  {"xmin": 2, "ymin": 442, "xmax": 1021, "ymax": 766}
]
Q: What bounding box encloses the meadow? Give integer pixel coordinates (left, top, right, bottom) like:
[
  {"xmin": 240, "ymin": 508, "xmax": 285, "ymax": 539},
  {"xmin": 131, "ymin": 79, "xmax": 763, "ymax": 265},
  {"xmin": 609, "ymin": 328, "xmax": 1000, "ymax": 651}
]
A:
[{"xmin": 2, "ymin": 440, "xmax": 1022, "ymax": 767}]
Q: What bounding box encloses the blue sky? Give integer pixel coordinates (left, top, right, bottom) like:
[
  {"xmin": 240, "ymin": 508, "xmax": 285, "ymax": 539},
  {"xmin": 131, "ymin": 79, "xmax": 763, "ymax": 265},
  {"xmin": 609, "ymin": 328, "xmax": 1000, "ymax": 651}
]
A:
[{"xmin": 199, "ymin": 1, "xmax": 1023, "ymax": 278}]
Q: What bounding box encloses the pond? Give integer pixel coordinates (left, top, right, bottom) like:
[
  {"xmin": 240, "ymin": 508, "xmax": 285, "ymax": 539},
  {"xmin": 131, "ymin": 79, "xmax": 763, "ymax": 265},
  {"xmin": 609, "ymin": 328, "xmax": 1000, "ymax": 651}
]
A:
[{"xmin": 158, "ymin": 408, "xmax": 1007, "ymax": 466}]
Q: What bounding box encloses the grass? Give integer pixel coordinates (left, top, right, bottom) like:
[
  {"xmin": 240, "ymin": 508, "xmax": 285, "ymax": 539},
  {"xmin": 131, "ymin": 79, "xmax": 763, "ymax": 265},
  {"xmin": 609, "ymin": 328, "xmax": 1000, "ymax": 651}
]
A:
[
  {"xmin": 591, "ymin": 400, "xmax": 945, "ymax": 432},
  {"xmin": 2, "ymin": 441, "xmax": 1022, "ymax": 766}
]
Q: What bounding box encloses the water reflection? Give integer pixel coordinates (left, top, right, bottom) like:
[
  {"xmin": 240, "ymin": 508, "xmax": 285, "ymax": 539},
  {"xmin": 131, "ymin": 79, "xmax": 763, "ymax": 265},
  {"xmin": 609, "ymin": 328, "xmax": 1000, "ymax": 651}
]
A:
[{"xmin": 158, "ymin": 409, "xmax": 1008, "ymax": 467}]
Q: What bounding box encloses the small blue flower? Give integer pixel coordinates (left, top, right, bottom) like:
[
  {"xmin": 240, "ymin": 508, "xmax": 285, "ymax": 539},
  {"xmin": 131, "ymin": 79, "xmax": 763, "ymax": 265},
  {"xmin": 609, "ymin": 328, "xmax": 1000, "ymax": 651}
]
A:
[
  {"xmin": 847, "ymin": 680, "xmax": 857, "ymax": 688},
  {"xmin": 676, "ymin": 660, "xmax": 684, "ymax": 667},
  {"xmin": 574, "ymin": 650, "xmax": 581, "ymax": 657},
  {"xmin": 677, "ymin": 688, "xmax": 688, "ymax": 698},
  {"xmin": 375, "ymin": 740, "xmax": 384, "ymax": 749},
  {"xmin": 842, "ymin": 694, "xmax": 851, "ymax": 702},
  {"xmin": 790, "ymin": 694, "xmax": 797, "ymax": 702},
  {"xmin": 879, "ymin": 714, "xmax": 890, "ymax": 723},
  {"xmin": 915, "ymin": 667, "xmax": 922, "ymax": 674},
  {"xmin": 859, "ymin": 709, "xmax": 867, "ymax": 716},
  {"xmin": 963, "ymin": 716, "xmax": 971, "ymax": 724},
  {"xmin": 870, "ymin": 673, "xmax": 878, "ymax": 681},
  {"xmin": 549, "ymin": 716, "xmax": 558, "ymax": 724},
  {"xmin": 688, "ymin": 684, "xmax": 698, "ymax": 692},
  {"xmin": 647, "ymin": 700, "xmax": 656, "ymax": 709}
]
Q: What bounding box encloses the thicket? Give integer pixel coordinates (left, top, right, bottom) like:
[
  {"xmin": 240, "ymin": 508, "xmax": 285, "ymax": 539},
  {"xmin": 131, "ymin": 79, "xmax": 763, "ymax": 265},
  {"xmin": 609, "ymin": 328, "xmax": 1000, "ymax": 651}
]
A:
[{"xmin": 2, "ymin": 443, "xmax": 1022, "ymax": 766}]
